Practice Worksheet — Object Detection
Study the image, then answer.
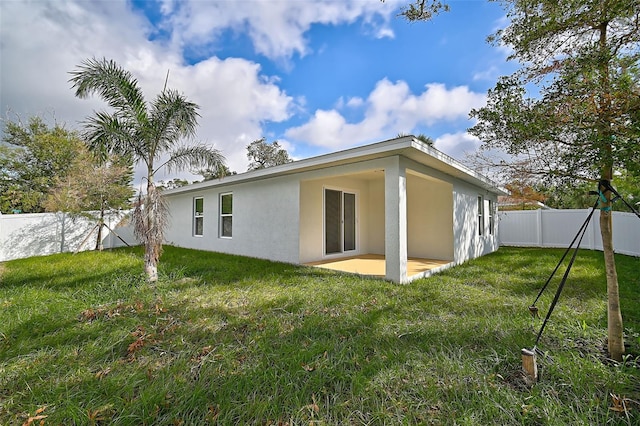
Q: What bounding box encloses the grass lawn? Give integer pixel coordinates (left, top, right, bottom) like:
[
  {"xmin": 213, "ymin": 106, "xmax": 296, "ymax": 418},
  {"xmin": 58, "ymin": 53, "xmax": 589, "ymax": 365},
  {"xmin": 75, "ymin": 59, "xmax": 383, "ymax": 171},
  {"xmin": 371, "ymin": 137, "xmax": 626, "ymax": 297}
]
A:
[{"xmin": 1, "ymin": 246, "xmax": 639, "ymax": 425}]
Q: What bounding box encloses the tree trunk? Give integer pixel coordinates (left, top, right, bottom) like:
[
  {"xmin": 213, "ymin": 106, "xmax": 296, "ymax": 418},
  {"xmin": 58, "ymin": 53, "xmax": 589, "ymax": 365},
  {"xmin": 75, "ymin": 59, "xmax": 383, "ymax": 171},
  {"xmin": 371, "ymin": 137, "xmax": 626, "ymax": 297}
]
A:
[
  {"xmin": 600, "ymin": 205, "xmax": 625, "ymax": 361},
  {"xmin": 145, "ymin": 249, "xmax": 158, "ymax": 282},
  {"xmin": 145, "ymin": 177, "xmax": 159, "ymax": 283},
  {"xmin": 95, "ymin": 203, "xmax": 105, "ymax": 251},
  {"xmin": 596, "ymin": 19, "xmax": 624, "ymax": 362}
]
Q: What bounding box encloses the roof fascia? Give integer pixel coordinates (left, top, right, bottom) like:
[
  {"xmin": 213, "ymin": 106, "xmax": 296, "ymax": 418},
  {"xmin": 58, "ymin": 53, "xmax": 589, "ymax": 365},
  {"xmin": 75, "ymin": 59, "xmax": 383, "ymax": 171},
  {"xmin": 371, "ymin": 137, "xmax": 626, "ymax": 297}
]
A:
[{"xmin": 163, "ymin": 136, "xmax": 507, "ymax": 196}]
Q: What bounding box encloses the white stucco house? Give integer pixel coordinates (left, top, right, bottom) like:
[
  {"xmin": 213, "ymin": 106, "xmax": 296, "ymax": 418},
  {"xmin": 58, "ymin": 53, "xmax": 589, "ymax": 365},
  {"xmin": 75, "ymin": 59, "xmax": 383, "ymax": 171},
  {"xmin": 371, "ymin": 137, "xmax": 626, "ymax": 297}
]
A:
[{"xmin": 162, "ymin": 136, "xmax": 507, "ymax": 283}]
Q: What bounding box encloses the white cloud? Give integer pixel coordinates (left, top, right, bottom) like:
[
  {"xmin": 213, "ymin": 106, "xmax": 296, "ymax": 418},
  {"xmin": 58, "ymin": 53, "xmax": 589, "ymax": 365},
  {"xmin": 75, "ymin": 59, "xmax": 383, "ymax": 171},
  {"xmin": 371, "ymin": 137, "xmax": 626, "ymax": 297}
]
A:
[
  {"xmin": 375, "ymin": 27, "xmax": 395, "ymax": 39},
  {"xmin": 346, "ymin": 97, "xmax": 364, "ymax": 108},
  {"xmin": 490, "ymin": 15, "xmax": 514, "ymax": 58},
  {"xmin": 0, "ymin": 0, "xmax": 493, "ymax": 182},
  {"xmin": 434, "ymin": 132, "xmax": 483, "ymax": 160},
  {"xmin": 162, "ymin": 0, "xmax": 398, "ymax": 59},
  {"xmin": 0, "ymin": 0, "xmax": 409, "ymax": 179},
  {"xmin": 473, "ymin": 66, "xmax": 500, "ymax": 81},
  {"xmin": 0, "ymin": 0, "xmax": 294, "ymax": 178},
  {"xmin": 285, "ymin": 79, "xmax": 486, "ymax": 150},
  {"xmin": 1, "ymin": 0, "xmax": 157, "ymax": 127}
]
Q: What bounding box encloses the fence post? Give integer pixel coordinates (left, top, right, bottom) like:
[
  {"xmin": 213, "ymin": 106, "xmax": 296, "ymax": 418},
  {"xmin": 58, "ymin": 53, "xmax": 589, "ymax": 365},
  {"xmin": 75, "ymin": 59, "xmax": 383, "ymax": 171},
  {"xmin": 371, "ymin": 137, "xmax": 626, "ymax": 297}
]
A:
[
  {"xmin": 0, "ymin": 211, "xmax": 3, "ymax": 261},
  {"xmin": 536, "ymin": 209, "xmax": 543, "ymax": 247}
]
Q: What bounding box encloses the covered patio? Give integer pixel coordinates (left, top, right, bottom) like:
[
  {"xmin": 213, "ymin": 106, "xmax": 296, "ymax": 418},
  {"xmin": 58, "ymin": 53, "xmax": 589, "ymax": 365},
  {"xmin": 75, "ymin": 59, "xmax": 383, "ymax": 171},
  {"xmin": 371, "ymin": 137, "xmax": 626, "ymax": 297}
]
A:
[
  {"xmin": 306, "ymin": 254, "xmax": 452, "ymax": 280},
  {"xmin": 298, "ymin": 156, "xmax": 456, "ymax": 283}
]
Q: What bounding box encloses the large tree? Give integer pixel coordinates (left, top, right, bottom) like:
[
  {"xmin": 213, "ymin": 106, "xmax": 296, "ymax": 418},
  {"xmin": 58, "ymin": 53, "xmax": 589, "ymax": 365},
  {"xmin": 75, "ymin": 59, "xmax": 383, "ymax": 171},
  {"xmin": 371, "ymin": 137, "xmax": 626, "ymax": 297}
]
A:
[
  {"xmin": 396, "ymin": 0, "xmax": 639, "ymax": 361},
  {"xmin": 466, "ymin": 0, "xmax": 640, "ymax": 361},
  {"xmin": 196, "ymin": 164, "xmax": 237, "ymax": 181},
  {"xmin": 0, "ymin": 117, "xmax": 86, "ymax": 213},
  {"xmin": 70, "ymin": 58, "xmax": 226, "ymax": 282},
  {"xmin": 246, "ymin": 137, "xmax": 293, "ymax": 171}
]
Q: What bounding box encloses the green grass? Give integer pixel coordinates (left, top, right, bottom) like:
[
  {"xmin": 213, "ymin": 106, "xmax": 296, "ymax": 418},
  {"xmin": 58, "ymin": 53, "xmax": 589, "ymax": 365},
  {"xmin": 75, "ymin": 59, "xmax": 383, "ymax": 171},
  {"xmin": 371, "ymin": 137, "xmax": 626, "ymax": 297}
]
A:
[{"xmin": 1, "ymin": 246, "xmax": 638, "ymax": 425}]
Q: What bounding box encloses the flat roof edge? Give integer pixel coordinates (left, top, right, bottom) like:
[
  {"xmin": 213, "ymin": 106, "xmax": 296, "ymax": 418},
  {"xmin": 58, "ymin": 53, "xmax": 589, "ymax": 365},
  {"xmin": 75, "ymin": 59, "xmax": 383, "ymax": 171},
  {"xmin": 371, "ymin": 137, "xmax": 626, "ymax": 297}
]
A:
[{"xmin": 163, "ymin": 136, "xmax": 507, "ymax": 196}]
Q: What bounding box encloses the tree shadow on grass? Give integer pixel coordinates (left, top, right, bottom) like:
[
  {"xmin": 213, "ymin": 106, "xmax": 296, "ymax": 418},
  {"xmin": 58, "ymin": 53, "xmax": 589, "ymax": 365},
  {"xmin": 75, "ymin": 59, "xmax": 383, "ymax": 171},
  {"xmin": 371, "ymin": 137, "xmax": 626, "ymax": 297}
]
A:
[
  {"xmin": 0, "ymin": 249, "xmax": 143, "ymax": 291},
  {"xmin": 3, "ymin": 245, "xmax": 639, "ymax": 424},
  {"xmin": 163, "ymin": 293, "xmax": 550, "ymax": 424}
]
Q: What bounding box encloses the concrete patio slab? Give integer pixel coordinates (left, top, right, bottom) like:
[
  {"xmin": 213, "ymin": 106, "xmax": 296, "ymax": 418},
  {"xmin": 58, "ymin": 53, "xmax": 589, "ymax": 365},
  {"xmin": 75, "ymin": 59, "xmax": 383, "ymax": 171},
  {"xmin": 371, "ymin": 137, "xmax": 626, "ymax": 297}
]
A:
[{"xmin": 306, "ymin": 254, "xmax": 451, "ymax": 279}]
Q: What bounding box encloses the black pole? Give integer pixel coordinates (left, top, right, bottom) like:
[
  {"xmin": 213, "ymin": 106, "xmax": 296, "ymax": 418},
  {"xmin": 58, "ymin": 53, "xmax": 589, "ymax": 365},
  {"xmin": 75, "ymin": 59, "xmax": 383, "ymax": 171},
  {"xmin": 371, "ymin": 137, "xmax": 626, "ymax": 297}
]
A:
[{"xmin": 534, "ymin": 207, "xmax": 594, "ymax": 346}]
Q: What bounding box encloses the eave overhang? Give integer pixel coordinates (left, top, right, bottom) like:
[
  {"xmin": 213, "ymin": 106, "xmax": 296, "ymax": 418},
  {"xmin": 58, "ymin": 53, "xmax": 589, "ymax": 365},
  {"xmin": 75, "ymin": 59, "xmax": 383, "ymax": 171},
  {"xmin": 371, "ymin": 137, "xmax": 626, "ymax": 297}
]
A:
[{"xmin": 163, "ymin": 136, "xmax": 508, "ymax": 196}]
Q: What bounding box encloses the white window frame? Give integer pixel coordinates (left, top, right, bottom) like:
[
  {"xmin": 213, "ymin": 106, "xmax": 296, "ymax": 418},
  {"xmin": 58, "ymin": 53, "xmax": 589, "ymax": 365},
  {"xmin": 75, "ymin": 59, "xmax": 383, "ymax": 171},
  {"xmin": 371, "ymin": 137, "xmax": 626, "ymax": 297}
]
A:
[
  {"xmin": 478, "ymin": 195, "xmax": 484, "ymax": 236},
  {"xmin": 488, "ymin": 199, "xmax": 494, "ymax": 235},
  {"xmin": 219, "ymin": 192, "xmax": 233, "ymax": 238},
  {"xmin": 193, "ymin": 197, "xmax": 204, "ymax": 237}
]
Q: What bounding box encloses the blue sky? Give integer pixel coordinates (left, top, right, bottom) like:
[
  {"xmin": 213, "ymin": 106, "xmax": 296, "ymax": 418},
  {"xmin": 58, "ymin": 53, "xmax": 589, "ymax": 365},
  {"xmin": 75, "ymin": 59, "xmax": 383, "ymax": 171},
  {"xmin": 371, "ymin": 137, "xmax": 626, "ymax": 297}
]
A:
[{"xmin": 0, "ymin": 0, "xmax": 515, "ymax": 182}]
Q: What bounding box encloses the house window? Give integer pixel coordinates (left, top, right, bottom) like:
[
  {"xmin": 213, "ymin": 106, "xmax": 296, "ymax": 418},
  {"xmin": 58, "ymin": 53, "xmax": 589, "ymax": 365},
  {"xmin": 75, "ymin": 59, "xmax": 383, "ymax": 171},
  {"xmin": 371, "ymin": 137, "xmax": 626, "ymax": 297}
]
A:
[
  {"xmin": 478, "ymin": 195, "xmax": 484, "ymax": 236},
  {"xmin": 193, "ymin": 197, "xmax": 204, "ymax": 237},
  {"xmin": 220, "ymin": 192, "xmax": 233, "ymax": 238},
  {"xmin": 488, "ymin": 199, "xmax": 495, "ymax": 235}
]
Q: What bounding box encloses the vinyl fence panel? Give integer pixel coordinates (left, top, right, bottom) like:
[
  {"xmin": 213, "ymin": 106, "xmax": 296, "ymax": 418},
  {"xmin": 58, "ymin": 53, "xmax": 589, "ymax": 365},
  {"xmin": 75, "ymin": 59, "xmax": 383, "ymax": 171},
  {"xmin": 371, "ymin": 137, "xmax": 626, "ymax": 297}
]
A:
[
  {"xmin": 613, "ymin": 212, "xmax": 640, "ymax": 257},
  {"xmin": 499, "ymin": 209, "xmax": 639, "ymax": 257},
  {"xmin": 0, "ymin": 211, "xmax": 133, "ymax": 262}
]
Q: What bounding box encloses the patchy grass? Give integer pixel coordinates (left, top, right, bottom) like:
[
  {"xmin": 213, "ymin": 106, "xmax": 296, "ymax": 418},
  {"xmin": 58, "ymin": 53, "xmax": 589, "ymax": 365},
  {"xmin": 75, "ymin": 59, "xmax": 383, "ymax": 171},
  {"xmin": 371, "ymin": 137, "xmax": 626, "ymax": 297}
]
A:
[{"xmin": 0, "ymin": 246, "xmax": 638, "ymax": 425}]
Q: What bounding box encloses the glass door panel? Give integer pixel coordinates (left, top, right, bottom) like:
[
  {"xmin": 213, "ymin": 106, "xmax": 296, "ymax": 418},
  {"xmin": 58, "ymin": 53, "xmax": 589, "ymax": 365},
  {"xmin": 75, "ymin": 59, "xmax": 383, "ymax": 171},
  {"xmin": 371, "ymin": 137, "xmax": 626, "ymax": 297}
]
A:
[
  {"xmin": 325, "ymin": 189, "xmax": 342, "ymax": 254},
  {"xmin": 343, "ymin": 192, "xmax": 356, "ymax": 251}
]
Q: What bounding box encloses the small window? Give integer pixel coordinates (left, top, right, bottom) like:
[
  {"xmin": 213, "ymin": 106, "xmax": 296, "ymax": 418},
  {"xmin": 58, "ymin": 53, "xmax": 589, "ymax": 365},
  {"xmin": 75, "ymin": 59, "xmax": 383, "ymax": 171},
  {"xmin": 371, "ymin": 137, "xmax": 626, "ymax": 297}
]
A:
[
  {"xmin": 488, "ymin": 199, "xmax": 495, "ymax": 235},
  {"xmin": 193, "ymin": 197, "xmax": 204, "ymax": 236},
  {"xmin": 478, "ymin": 195, "xmax": 484, "ymax": 236},
  {"xmin": 220, "ymin": 192, "xmax": 233, "ymax": 238}
]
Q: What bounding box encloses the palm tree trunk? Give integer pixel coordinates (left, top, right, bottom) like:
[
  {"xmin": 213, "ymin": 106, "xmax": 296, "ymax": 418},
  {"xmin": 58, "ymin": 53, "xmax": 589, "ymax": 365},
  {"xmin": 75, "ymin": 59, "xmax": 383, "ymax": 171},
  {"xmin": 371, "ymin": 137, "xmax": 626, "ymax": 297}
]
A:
[
  {"xmin": 95, "ymin": 199, "xmax": 105, "ymax": 251},
  {"xmin": 145, "ymin": 177, "xmax": 159, "ymax": 282}
]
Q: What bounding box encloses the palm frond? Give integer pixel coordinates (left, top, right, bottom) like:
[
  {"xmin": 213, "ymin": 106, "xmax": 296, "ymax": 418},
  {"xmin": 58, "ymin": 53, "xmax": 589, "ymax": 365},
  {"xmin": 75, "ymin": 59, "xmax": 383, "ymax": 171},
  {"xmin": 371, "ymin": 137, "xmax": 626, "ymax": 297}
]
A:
[
  {"xmin": 83, "ymin": 112, "xmax": 135, "ymax": 161},
  {"xmin": 156, "ymin": 144, "xmax": 226, "ymax": 175},
  {"xmin": 70, "ymin": 58, "xmax": 148, "ymax": 126},
  {"xmin": 148, "ymin": 89, "xmax": 200, "ymax": 156}
]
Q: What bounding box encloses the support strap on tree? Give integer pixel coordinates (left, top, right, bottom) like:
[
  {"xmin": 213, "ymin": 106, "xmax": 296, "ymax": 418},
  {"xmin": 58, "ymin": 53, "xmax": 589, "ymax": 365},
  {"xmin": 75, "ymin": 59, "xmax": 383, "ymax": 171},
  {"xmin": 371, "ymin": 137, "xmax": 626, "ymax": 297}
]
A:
[
  {"xmin": 598, "ymin": 179, "xmax": 640, "ymax": 219},
  {"xmin": 524, "ymin": 180, "xmax": 640, "ymax": 381},
  {"xmin": 522, "ymin": 191, "xmax": 600, "ymax": 383}
]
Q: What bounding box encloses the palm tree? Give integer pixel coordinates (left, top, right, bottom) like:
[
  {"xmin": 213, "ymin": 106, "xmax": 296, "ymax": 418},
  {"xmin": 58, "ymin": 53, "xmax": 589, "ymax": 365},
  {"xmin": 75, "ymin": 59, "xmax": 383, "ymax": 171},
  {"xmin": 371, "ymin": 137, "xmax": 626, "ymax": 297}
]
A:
[{"xmin": 70, "ymin": 58, "xmax": 226, "ymax": 282}]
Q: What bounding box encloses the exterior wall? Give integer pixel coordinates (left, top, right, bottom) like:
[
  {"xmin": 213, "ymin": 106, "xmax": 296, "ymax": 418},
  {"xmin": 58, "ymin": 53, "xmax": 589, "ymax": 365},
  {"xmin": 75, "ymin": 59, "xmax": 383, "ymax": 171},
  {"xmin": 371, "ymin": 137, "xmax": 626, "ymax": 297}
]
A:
[
  {"xmin": 162, "ymin": 150, "xmax": 502, "ymax": 277},
  {"xmin": 400, "ymin": 156, "xmax": 498, "ymax": 265},
  {"xmin": 299, "ymin": 175, "xmax": 376, "ymax": 263},
  {"xmin": 452, "ymin": 181, "xmax": 500, "ymax": 264},
  {"xmin": 406, "ymin": 173, "xmax": 454, "ymax": 261},
  {"xmin": 164, "ymin": 175, "xmax": 300, "ymax": 264},
  {"xmin": 367, "ymin": 178, "xmax": 385, "ymax": 255},
  {"xmin": 298, "ymin": 157, "xmax": 391, "ymax": 264}
]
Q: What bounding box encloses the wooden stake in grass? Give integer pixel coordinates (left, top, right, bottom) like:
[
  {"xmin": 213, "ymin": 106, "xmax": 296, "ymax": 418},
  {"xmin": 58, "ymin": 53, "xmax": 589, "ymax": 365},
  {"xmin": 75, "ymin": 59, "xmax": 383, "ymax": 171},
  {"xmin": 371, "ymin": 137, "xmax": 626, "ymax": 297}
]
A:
[{"xmin": 521, "ymin": 348, "xmax": 538, "ymax": 383}]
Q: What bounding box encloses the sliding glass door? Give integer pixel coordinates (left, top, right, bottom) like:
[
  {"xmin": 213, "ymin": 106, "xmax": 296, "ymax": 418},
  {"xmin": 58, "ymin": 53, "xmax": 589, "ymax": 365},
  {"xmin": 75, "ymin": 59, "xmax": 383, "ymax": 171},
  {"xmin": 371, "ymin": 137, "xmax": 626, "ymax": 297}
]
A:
[{"xmin": 324, "ymin": 188, "xmax": 356, "ymax": 255}]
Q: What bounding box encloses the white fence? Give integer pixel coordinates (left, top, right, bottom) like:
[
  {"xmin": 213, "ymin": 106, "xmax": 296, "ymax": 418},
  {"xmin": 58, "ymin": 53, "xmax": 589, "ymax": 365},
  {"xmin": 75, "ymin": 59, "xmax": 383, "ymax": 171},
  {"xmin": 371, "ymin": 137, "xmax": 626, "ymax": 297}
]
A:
[
  {"xmin": 498, "ymin": 209, "xmax": 640, "ymax": 257},
  {"xmin": 0, "ymin": 211, "xmax": 135, "ymax": 262},
  {"xmin": 3, "ymin": 208, "xmax": 638, "ymax": 262}
]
